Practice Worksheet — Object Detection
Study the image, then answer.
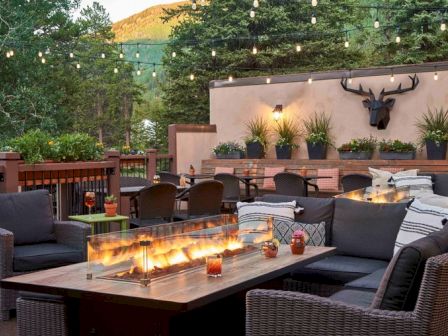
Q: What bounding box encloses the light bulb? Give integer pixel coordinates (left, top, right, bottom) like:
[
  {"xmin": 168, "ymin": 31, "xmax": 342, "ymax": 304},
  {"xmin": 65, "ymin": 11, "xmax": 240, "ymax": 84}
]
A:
[
  {"xmin": 101, "ymin": 53, "xmax": 105, "ymax": 59},
  {"xmin": 374, "ymin": 19, "xmax": 380, "ymax": 29},
  {"xmin": 266, "ymin": 78, "xmax": 271, "ymax": 84},
  {"xmin": 38, "ymin": 51, "xmax": 43, "ymax": 58},
  {"xmin": 344, "ymin": 40, "xmax": 349, "ymax": 48},
  {"xmin": 212, "ymin": 49, "xmax": 216, "ymax": 57},
  {"xmin": 348, "ymin": 77, "xmax": 353, "ymax": 84},
  {"xmin": 69, "ymin": 52, "xmax": 74, "ymax": 58},
  {"xmin": 135, "ymin": 51, "xmax": 140, "ymax": 58},
  {"xmin": 9, "ymin": 50, "xmax": 14, "ymax": 57},
  {"xmin": 152, "ymin": 71, "xmax": 157, "ymax": 78},
  {"xmin": 252, "ymin": 46, "xmax": 257, "ymax": 55},
  {"xmin": 296, "ymin": 45, "xmax": 302, "ymax": 52},
  {"xmin": 390, "ymin": 74, "xmax": 395, "ymax": 82},
  {"xmin": 190, "ymin": 73, "xmax": 195, "ymax": 81},
  {"xmin": 119, "ymin": 52, "xmax": 124, "ymax": 59},
  {"xmin": 228, "ymin": 75, "xmax": 233, "ymax": 82},
  {"xmin": 396, "ymin": 36, "xmax": 401, "ymax": 43},
  {"xmin": 172, "ymin": 51, "xmax": 177, "ymax": 58},
  {"xmin": 137, "ymin": 69, "xmax": 141, "ymax": 76},
  {"xmin": 250, "ymin": 9, "xmax": 255, "ymax": 18},
  {"xmin": 192, "ymin": 1, "xmax": 197, "ymax": 10},
  {"xmin": 76, "ymin": 62, "xmax": 80, "ymax": 69},
  {"xmin": 6, "ymin": 52, "xmax": 10, "ymax": 58},
  {"xmin": 114, "ymin": 67, "xmax": 118, "ymax": 74},
  {"xmin": 308, "ymin": 77, "xmax": 313, "ymax": 84},
  {"xmin": 41, "ymin": 57, "xmax": 46, "ymax": 64},
  {"xmin": 434, "ymin": 72, "xmax": 439, "ymax": 81},
  {"xmin": 312, "ymin": 0, "xmax": 318, "ymax": 6},
  {"xmin": 253, "ymin": 0, "xmax": 259, "ymax": 8},
  {"xmin": 311, "ymin": 14, "xmax": 317, "ymax": 24},
  {"xmin": 441, "ymin": 23, "xmax": 447, "ymax": 31}
]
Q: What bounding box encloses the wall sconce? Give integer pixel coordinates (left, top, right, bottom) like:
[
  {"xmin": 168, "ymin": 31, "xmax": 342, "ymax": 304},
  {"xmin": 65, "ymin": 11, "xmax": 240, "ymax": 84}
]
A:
[{"xmin": 273, "ymin": 104, "xmax": 283, "ymax": 121}]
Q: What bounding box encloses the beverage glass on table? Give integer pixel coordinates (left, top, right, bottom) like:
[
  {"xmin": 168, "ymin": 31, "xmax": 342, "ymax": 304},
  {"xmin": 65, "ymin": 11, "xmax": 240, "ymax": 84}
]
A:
[
  {"xmin": 84, "ymin": 192, "xmax": 96, "ymax": 218},
  {"xmin": 206, "ymin": 254, "xmax": 222, "ymax": 277}
]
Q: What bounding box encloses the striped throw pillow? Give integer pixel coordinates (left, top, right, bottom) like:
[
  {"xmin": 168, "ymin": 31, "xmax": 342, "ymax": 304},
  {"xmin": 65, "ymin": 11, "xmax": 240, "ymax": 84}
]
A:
[
  {"xmin": 237, "ymin": 201, "xmax": 297, "ymax": 231},
  {"xmin": 369, "ymin": 168, "xmax": 418, "ymax": 188},
  {"xmin": 394, "ymin": 199, "xmax": 447, "ymax": 254},
  {"xmin": 392, "ymin": 175, "xmax": 434, "ymax": 197}
]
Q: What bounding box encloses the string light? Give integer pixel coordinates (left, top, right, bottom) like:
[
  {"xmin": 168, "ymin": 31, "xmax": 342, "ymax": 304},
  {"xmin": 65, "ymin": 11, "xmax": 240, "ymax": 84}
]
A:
[
  {"xmin": 6, "ymin": 51, "xmax": 10, "ymax": 58},
  {"xmin": 171, "ymin": 51, "xmax": 177, "ymax": 58},
  {"xmin": 344, "ymin": 31, "xmax": 349, "ymax": 48},
  {"xmin": 374, "ymin": 8, "xmax": 380, "ymax": 28},
  {"xmin": 69, "ymin": 52, "xmax": 74, "ymax": 58},
  {"xmin": 41, "ymin": 57, "xmax": 46, "ymax": 64},
  {"xmin": 312, "ymin": 0, "xmax": 318, "ymax": 7},
  {"xmin": 76, "ymin": 62, "xmax": 80, "ymax": 69},
  {"xmin": 152, "ymin": 64, "xmax": 157, "ymax": 78},
  {"xmin": 266, "ymin": 77, "xmax": 271, "ymax": 84},
  {"xmin": 296, "ymin": 44, "xmax": 302, "ymax": 52},
  {"xmin": 348, "ymin": 70, "xmax": 353, "ymax": 84},
  {"xmin": 192, "ymin": 0, "xmax": 197, "ymax": 10},
  {"xmin": 190, "ymin": 73, "xmax": 195, "ymax": 81},
  {"xmin": 396, "ymin": 35, "xmax": 401, "ymax": 43},
  {"xmin": 211, "ymin": 49, "xmax": 216, "ymax": 57},
  {"xmin": 250, "ymin": 9, "xmax": 256, "ymax": 18},
  {"xmin": 101, "ymin": 53, "xmax": 106, "ymax": 59},
  {"xmin": 228, "ymin": 75, "xmax": 233, "ymax": 82},
  {"xmin": 253, "ymin": 0, "xmax": 259, "ymax": 8},
  {"xmin": 308, "ymin": 75, "xmax": 313, "ymax": 84},
  {"xmin": 252, "ymin": 45, "xmax": 258, "ymax": 55},
  {"xmin": 434, "ymin": 67, "xmax": 439, "ymax": 80},
  {"xmin": 38, "ymin": 51, "xmax": 43, "ymax": 58},
  {"xmin": 119, "ymin": 43, "xmax": 124, "ymax": 59},
  {"xmin": 135, "ymin": 43, "xmax": 140, "ymax": 59},
  {"xmin": 390, "ymin": 70, "xmax": 395, "ymax": 82},
  {"xmin": 9, "ymin": 50, "xmax": 14, "ymax": 57},
  {"xmin": 137, "ymin": 62, "xmax": 141, "ymax": 76},
  {"xmin": 114, "ymin": 67, "xmax": 119, "ymax": 74},
  {"xmin": 311, "ymin": 12, "xmax": 317, "ymax": 24},
  {"xmin": 441, "ymin": 21, "xmax": 447, "ymax": 31}
]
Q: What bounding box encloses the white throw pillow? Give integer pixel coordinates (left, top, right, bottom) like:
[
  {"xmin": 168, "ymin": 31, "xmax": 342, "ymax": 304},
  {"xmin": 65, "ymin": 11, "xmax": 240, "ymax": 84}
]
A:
[
  {"xmin": 393, "ymin": 175, "xmax": 434, "ymax": 197},
  {"xmin": 369, "ymin": 168, "xmax": 418, "ymax": 188},
  {"xmin": 394, "ymin": 199, "xmax": 447, "ymax": 254}
]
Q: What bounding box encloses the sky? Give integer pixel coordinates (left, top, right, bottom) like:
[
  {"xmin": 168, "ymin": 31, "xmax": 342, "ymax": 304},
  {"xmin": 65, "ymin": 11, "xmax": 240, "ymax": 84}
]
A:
[{"xmin": 78, "ymin": 0, "xmax": 176, "ymax": 22}]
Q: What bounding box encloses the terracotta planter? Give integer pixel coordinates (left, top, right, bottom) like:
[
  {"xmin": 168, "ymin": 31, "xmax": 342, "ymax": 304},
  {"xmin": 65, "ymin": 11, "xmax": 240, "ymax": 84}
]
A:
[{"xmin": 104, "ymin": 203, "xmax": 118, "ymax": 217}]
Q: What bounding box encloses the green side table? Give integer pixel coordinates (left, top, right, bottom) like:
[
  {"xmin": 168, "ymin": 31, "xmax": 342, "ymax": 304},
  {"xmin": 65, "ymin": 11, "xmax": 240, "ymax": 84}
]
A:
[{"xmin": 68, "ymin": 213, "xmax": 129, "ymax": 235}]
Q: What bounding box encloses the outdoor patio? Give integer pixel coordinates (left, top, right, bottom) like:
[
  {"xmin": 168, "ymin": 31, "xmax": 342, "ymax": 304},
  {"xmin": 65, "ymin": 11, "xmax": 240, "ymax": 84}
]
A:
[{"xmin": 2, "ymin": 0, "xmax": 448, "ymax": 335}]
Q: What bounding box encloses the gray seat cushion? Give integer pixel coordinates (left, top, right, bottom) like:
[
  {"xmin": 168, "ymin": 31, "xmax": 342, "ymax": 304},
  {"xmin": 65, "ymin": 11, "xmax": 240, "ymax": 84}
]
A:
[
  {"xmin": 434, "ymin": 174, "xmax": 448, "ymax": 196},
  {"xmin": 256, "ymin": 195, "xmax": 335, "ymax": 245},
  {"xmin": 291, "ymin": 255, "xmax": 389, "ymax": 285},
  {"xmin": 345, "ymin": 267, "xmax": 387, "ymax": 291},
  {"xmin": 14, "ymin": 243, "xmax": 83, "ymax": 272},
  {"xmin": 329, "ymin": 289, "xmax": 376, "ymax": 308},
  {"xmin": 332, "ymin": 198, "xmax": 407, "ymax": 261},
  {"xmin": 371, "ymin": 226, "xmax": 448, "ymax": 311},
  {"xmin": 0, "ymin": 189, "xmax": 55, "ymax": 245}
]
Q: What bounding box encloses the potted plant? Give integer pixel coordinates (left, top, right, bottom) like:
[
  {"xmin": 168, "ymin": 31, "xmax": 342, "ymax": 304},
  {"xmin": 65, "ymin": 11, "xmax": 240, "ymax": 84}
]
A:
[
  {"xmin": 244, "ymin": 117, "xmax": 269, "ymax": 159},
  {"xmin": 378, "ymin": 140, "xmax": 417, "ymax": 160},
  {"xmin": 104, "ymin": 195, "xmax": 118, "ymax": 217},
  {"xmin": 304, "ymin": 112, "xmax": 332, "ymax": 159},
  {"xmin": 416, "ymin": 108, "xmax": 448, "ymax": 160},
  {"xmin": 212, "ymin": 142, "xmax": 245, "ymax": 159},
  {"xmin": 274, "ymin": 118, "xmax": 301, "ymax": 160},
  {"xmin": 338, "ymin": 137, "xmax": 377, "ymax": 160}
]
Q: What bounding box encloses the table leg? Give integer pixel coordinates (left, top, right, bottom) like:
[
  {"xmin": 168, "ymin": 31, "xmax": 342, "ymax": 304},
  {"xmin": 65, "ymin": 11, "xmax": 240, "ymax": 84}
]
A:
[
  {"xmin": 120, "ymin": 220, "xmax": 128, "ymax": 231},
  {"xmin": 90, "ymin": 224, "xmax": 95, "ymax": 236}
]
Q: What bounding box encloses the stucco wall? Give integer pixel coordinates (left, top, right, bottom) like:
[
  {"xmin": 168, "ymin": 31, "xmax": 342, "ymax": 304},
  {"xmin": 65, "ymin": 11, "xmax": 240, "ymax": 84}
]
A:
[
  {"xmin": 176, "ymin": 132, "xmax": 218, "ymax": 174},
  {"xmin": 210, "ymin": 71, "xmax": 448, "ymax": 159}
]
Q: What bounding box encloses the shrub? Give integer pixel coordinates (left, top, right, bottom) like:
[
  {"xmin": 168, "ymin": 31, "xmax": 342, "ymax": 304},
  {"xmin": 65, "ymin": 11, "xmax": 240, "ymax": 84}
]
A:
[
  {"xmin": 9, "ymin": 129, "xmax": 54, "ymax": 164},
  {"xmin": 212, "ymin": 142, "xmax": 244, "ymax": 155},
  {"xmin": 52, "ymin": 133, "xmax": 104, "ymax": 162},
  {"xmin": 338, "ymin": 137, "xmax": 377, "ymax": 153},
  {"xmin": 379, "ymin": 140, "xmax": 416, "ymax": 153}
]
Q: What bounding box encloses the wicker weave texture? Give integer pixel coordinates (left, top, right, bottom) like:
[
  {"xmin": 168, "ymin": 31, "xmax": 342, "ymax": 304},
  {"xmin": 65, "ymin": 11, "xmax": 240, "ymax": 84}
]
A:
[{"xmin": 246, "ymin": 253, "xmax": 448, "ymax": 336}]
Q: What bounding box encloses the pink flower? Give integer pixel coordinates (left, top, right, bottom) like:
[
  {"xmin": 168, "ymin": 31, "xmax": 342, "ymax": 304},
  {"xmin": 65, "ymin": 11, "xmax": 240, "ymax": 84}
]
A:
[{"xmin": 293, "ymin": 230, "xmax": 305, "ymax": 238}]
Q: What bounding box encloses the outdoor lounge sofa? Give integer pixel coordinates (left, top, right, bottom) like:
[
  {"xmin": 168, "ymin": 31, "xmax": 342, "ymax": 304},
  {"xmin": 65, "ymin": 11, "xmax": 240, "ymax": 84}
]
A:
[
  {"xmin": 247, "ymin": 193, "xmax": 448, "ymax": 335},
  {"xmin": 0, "ymin": 189, "xmax": 90, "ymax": 320}
]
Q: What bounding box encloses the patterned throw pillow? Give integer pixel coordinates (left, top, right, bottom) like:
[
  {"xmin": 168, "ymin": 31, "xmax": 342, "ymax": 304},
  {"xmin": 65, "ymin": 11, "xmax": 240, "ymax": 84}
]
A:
[
  {"xmin": 273, "ymin": 219, "xmax": 326, "ymax": 246},
  {"xmin": 369, "ymin": 168, "xmax": 419, "ymax": 188},
  {"xmin": 392, "ymin": 175, "xmax": 434, "ymax": 197},
  {"xmin": 394, "ymin": 199, "xmax": 447, "ymax": 254}
]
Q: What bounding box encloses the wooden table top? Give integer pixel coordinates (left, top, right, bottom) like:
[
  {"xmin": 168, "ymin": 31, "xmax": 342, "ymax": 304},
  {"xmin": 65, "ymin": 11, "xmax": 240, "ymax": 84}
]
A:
[{"xmin": 2, "ymin": 245, "xmax": 335, "ymax": 312}]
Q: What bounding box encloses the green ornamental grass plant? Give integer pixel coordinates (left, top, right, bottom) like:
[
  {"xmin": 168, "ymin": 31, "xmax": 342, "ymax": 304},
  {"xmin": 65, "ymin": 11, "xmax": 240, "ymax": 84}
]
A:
[
  {"xmin": 275, "ymin": 118, "xmax": 301, "ymax": 148},
  {"xmin": 244, "ymin": 117, "xmax": 270, "ymax": 149},
  {"xmin": 303, "ymin": 112, "xmax": 333, "ymax": 146},
  {"xmin": 416, "ymin": 107, "xmax": 448, "ymax": 145}
]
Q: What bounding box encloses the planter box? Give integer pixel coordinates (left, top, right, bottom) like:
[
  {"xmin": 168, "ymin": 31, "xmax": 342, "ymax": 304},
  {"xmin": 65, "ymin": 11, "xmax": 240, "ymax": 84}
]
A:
[
  {"xmin": 339, "ymin": 151, "xmax": 373, "ymax": 160},
  {"xmin": 246, "ymin": 142, "xmax": 265, "ymax": 159},
  {"xmin": 379, "ymin": 151, "xmax": 416, "ymax": 160},
  {"xmin": 307, "ymin": 142, "xmax": 327, "ymax": 160},
  {"xmin": 215, "ymin": 152, "xmax": 244, "ymax": 159},
  {"xmin": 426, "ymin": 140, "xmax": 447, "ymax": 160},
  {"xmin": 275, "ymin": 145, "xmax": 292, "ymax": 160}
]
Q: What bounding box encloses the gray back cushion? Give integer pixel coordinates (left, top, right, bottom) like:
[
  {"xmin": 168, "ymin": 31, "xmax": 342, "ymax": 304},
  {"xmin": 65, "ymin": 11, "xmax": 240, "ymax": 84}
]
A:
[
  {"xmin": 371, "ymin": 226, "xmax": 448, "ymax": 311},
  {"xmin": 0, "ymin": 190, "xmax": 55, "ymax": 245},
  {"xmin": 332, "ymin": 198, "xmax": 407, "ymax": 260},
  {"xmin": 256, "ymin": 194, "xmax": 335, "ymax": 245},
  {"xmin": 434, "ymin": 174, "xmax": 448, "ymax": 196}
]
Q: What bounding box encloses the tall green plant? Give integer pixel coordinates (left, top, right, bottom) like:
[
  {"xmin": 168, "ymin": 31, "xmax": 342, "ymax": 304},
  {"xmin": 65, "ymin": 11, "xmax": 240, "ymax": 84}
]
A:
[
  {"xmin": 275, "ymin": 119, "xmax": 301, "ymax": 147},
  {"xmin": 303, "ymin": 112, "xmax": 332, "ymax": 145},
  {"xmin": 416, "ymin": 107, "xmax": 448, "ymax": 144},
  {"xmin": 244, "ymin": 117, "xmax": 270, "ymax": 148}
]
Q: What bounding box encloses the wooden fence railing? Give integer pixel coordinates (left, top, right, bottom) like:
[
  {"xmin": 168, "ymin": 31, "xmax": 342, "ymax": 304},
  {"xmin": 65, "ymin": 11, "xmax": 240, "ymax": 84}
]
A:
[{"xmin": 120, "ymin": 150, "xmax": 175, "ymax": 179}]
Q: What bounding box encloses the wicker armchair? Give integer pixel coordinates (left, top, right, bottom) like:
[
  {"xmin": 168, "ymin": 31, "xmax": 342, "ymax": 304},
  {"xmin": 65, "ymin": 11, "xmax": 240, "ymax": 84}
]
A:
[
  {"xmin": 0, "ymin": 190, "xmax": 90, "ymax": 320},
  {"xmin": 246, "ymin": 253, "xmax": 448, "ymax": 336},
  {"xmin": 274, "ymin": 172, "xmax": 319, "ymax": 197},
  {"xmin": 214, "ymin": 173, "xmax": 258, "ymax": 211},
  {"xmin": 159, "ymin": 171, "xmax": 181, "ymax": 186}
]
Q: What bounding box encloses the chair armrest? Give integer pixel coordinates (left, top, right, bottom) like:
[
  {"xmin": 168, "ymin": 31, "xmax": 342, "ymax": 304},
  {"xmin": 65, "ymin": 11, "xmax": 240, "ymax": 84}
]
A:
[
  {"xmin": 54, "ymin": 221, "xmax": 90, "ymax": 261},
  {"xmin": 246, "ymin": 289, "xmax": 423, "ymax": 336},
  {"xmin": 0, "ymin": 228, "xmax": 13, "ymax": 279},
  {"xmin": 176, "ymin": 188, "xmax": 190, "ymax": 199}
]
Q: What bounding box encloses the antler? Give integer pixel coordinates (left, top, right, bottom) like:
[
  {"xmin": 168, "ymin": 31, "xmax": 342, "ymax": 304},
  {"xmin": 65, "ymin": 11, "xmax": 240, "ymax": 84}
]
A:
[
  {"xmin": 379, "ymin": 74, "xmax": 420, "ymax": 99},
  {"xmin": 340, "ymin": 78, "xmax": 374, "ymax": 98}
]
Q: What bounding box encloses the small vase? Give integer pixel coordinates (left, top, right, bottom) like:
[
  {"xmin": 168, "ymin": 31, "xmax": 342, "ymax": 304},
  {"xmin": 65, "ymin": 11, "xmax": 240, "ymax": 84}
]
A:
[
  {"xmin": 104, "ymin": 203, "xmax": 117, "ymax": 217},
  {"xmin": 262, "ymin": 242, "xmax": 278, "ymax": 258},
  {"xmin": 290, "ymin": 237, "xmax": 305, "ymax": 255}
]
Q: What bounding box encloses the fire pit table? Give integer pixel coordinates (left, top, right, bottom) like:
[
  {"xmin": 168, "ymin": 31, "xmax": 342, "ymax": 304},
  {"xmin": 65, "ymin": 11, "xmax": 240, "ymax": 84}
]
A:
[{"xmin": 2, "ymin": 215, "xmax": 335, "ymax": 335}]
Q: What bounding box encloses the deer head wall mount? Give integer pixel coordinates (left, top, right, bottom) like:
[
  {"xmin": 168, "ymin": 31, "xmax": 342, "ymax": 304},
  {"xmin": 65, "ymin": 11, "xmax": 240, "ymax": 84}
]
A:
[{"xmin": 340, "ymin": 74, "xmax": 420, "ymax": 130}]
